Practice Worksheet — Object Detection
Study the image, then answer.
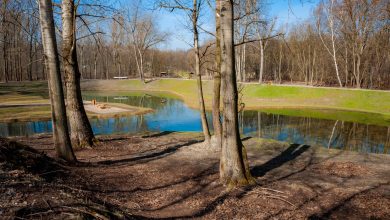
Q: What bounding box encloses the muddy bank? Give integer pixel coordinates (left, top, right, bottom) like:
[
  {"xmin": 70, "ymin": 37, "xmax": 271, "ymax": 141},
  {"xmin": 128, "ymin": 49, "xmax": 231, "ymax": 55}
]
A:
[
  {"xmin": 1, "ymin": 132, "xmax": 389, "ymax": 219},
  {"xmin": 0, "ymin": 102, "xmax": 152, "ymax": 123}
]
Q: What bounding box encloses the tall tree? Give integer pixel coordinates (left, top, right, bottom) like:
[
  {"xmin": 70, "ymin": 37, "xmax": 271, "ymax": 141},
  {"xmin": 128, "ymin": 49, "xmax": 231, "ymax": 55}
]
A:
[
  {"xmin": 212, "ymin": 0, "xmax": 222, "ymax": 148},
  {"xmin": 158, "ymin": 0, "xmax": 211, "ymax": 145},
  {"xmin": 317, "ymin": 0, "xmax": 343, "ymax": 87},
  {"xmin": 192, "ymin": 0, "xmax": 211, "ymax": 144},
  {"xmin": 1, "ymin": 0, "xmax": 9, "ymax": 82},
  {"xmin": 38, "ymin": 0, "xmax": 76, "ymax": 162},
  {"xmin": 219, "ymin": 0, "xmax": 255, "ymax": 187},
  {"xmin": 255, "ymin": 18, "xmax": 276, "ymax": 84},
  {"xmin": 128, "ymin": 1, "xmax": 167, "ymax": 83},
  {"xmin": 62, "ymin": 0, "xmax": 95, "ymax": 148}
]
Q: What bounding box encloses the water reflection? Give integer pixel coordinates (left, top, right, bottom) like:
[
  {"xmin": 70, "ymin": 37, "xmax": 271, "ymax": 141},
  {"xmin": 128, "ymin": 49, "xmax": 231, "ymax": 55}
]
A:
[
  {"xmin": 239, "ymin": 111, "xmax": 390, "ymax": 154},
  {"xmin": 0, "ymin": 121, "xmax": 52, "ymax": 137},
  {"xmin": 0, "ymin": 93, "xmax": 389, "ymax": 154}
]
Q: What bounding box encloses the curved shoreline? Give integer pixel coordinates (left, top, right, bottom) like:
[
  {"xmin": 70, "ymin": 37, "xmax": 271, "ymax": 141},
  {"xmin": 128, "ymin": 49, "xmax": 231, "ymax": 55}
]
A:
[
  {"xmin": 0, "ymin": 102, "xmax": 153, "ymax": 123},
  {"xmin": 80, "ymin": 79, "xmax": 390, "ymax": 116},
  {"xmin": 83, "ymin": 88, "xmax": 390, "ymax": 116},
  {"xmin": 1, "ymin": 79, "xmax": 389, "ymax": 125},
  {"xmin": 82, "ymin": 89, "xmax": 390, "ymax": 126}
]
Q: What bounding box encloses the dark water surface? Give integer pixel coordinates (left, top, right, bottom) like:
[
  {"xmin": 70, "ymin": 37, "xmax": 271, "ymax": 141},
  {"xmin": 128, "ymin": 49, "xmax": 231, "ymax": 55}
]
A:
[{"xmin": 1, "ymin": 93, "xmax": 389, "ymax": 154}]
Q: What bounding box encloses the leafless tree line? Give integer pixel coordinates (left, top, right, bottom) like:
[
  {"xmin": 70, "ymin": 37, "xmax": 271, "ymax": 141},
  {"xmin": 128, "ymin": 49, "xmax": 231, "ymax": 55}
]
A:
[{"xmin": 1, "ymin": 0, "xmax": 389, "ymax": 89}]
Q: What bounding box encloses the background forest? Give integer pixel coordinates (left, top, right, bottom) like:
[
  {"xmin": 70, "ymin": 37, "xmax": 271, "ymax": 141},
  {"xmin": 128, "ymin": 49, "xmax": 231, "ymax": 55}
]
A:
[{"xmin": 1, "ymin": 0, "xmax": 389, "ymax": 89}]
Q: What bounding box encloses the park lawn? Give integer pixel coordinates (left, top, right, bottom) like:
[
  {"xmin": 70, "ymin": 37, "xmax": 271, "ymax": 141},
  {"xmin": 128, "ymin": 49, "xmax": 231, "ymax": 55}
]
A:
[
  {"xmin": 1, "ymin": 79, "xmax": 390, "ymax": 125},
  {"xmin": 0, "ymin": 106, "xmax": 52, "ymax": 122},
  {"xmin": 242, "ymin": 83, "xmax": 390, "ymax": 113},
  {"xmin": 0, "ymin": 93, "xmax": 49, "ymax": 105},
  {"xmin": 0, "ymin": 81, "xmax": 49, "ymax": 105},
  {"xmin": 82, "ymin": 79, "xmax": 390, "ymax": 115}
]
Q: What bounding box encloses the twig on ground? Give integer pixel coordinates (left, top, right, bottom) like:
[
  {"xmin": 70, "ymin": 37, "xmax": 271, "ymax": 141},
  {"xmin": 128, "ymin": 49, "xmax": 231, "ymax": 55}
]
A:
[
  {"xmin": 43, "ymin": 199, "xmax": 53, "ymax": 211},
  {"xmin": 265, "ymin": 195, "xmax": 296, "ymax": 207},
  {"xmin": 26, "ymin": 210, "xmax": 54, "ymax": 217},
  {"xmin": 39, "ymin": 169, "xmax": 68, "ymax": 176}
]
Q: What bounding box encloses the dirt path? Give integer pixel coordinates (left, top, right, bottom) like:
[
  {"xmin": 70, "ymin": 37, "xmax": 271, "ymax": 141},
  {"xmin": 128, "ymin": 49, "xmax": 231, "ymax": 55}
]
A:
[{"xmin": 2, "ymin": 132, "xmax": 390, "ymax": 219}]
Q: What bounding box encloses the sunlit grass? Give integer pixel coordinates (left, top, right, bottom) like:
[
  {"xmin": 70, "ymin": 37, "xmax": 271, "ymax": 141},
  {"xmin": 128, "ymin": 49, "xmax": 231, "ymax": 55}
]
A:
[
  {"xmin": 0, "ymin": 106, "xmax": 52, "ymax": 122},
  {"xmin": 1, "ymin": 79, "xmax": 390, "ymax": 125}
]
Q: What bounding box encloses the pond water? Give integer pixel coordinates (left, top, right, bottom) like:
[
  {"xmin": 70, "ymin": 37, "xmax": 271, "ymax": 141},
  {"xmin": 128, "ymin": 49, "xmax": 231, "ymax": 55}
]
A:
[{"xmin": 0, "ymin": 93, "xmax": 389, "ymax": 154}]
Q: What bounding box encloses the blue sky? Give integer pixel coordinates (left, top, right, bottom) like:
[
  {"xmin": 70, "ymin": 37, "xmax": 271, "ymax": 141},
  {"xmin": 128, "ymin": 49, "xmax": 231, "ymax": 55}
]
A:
[{"xmin": 130, "ymin": 0, "xmax": 320, "ymax": 50}]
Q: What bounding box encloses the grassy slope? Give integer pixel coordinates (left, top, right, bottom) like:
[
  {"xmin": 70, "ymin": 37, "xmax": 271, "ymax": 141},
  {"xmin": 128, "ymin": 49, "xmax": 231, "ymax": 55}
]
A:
[
  {"xmin": 0, "ymin": 81, "xmax": 153, "ymax": 122},
  {"xmin": 1, "ymin": 79, "xmax": 389, "ymax": 125},
  {"xmin": 81, "ymin": 79, "xmax": 390, "ymax": 114}
]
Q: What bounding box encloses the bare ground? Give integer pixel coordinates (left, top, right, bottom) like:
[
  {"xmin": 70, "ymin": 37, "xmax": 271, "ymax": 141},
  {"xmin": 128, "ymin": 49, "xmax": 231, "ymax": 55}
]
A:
[{"xmin": 1, "ymin": 132, "xmax": 389, "ymax": 219}]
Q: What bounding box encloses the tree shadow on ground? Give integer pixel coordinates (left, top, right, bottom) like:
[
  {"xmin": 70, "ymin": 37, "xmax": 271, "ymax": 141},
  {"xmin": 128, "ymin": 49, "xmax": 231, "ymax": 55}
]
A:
[
  {"xmin": 93, "ymin": 139, "xmax": 202, "ymax": 166},
  {"xmin": 251, "ymin": 143, "xmax": 311, "ymax": 177},
  {"xmin": 142, "ymin": 142, "xmax": 312, "ymax": 218},
  {"xmin": 141, "ymin": 131, "xmax": 175, "ymax": 138},
  {"xmin": 307, "ymin": 182, "xmax": 389, "ymax": 220},
  {"xmin": 14, "ymin": 194, "xmax": 148, "ymax": 220}
]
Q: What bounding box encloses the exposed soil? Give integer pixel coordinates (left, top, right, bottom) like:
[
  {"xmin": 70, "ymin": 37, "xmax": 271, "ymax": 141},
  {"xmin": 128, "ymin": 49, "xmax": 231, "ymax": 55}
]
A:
[{"xmin": 1, "ymin": 132, "xmax": 389, "ymax": 219}]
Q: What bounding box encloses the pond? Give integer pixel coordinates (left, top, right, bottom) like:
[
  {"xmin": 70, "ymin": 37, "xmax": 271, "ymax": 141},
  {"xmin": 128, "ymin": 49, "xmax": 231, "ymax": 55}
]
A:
[{"xmin": 0, "ymin": 92, "xmax": 389, "ymax": 154}]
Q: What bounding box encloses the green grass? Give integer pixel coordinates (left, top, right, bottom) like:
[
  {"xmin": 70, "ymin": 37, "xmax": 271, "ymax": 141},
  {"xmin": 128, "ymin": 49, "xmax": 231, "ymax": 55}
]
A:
[
  {"xmin": 0, "ymin": 106, "xmax": 52, "ymax": 122},
  {"xmin": 82, "ymin": 79, "xmax": 390, "ymax": 115},
  {"xmin": 243, "ymin": 84, "xmax": 328, "ymax": 98},
  {"xmin": 242, "ymin": 84, "xmax": 390, "ymax": 113},
  {"xmin": 1, "ymin": 79, "xmax": 390, "ymax": 125}
]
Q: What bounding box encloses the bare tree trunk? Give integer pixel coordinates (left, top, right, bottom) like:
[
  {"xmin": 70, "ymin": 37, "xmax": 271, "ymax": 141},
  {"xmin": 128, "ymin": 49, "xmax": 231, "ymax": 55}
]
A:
[
  {"xmin": 258, "ymin": 39, "xmax": 264, "ymax": 84},
  {"xmin": 331, "ymin": 29, "xmax": 342, "ymax": 87},
  {"xmin": 212, "ymin": 0, "xmax": 222, "ymax": 148},
  {"xmin": 118, "ymin": 51, "xmax": 122, "ymax": 77},
  {"xmin": 344, "ymin": 45, "xmax": 348, "ymax": 87},
  {"xmin": 318, "ymin": 0, "xmax": 342, "ymax": 87},
  {"xmin": 242, "ymin": 43, "xmax": 246, "ymax": 82},
  {"xmin": 28, "ymin": 32, "xmax": 33, "ymax": 81},
  {"xmin": 219, "ymin": 0, "xmax": 255, "ymax": 188},
  {"xmin": 62, "ymin": 0, "xmax": 94, "ymax": 148},
  {"xmin": 356, "ymin": 53, "xmax": 362, "ymax": 88},
  {"xmin": 139, "ymin": 50, "xmax": 145, "ymax": 83},
  {"xmin": 1, "ymin": 0, "xmax": 8, "ymax": 83},
  {"xmin": 134, "ymin": 45, "xmax": 145, "ymax": 83},
  {"xmin": 311, "ymin": 48, "xmax": 316, "ymax": 85},
  {"xmin": 236, "ymin": 47, "xmax": 242, "ymax": 82},
  {"xmin": 193, "ymin": 0, "xmax": 211, "ymax": 144},
  {"xmin": 329, "ymin": 1, "xmax": 342, "ymax": 87},
  {"xmin": 38, "ymin": 0, "xmax": 76, "ymax": 162},
  {"xmin": 94, "ymin": 51, "xmax": 98, "ymax": 79},
  {"xmin": 278, "ymin": 43, "xmax": 282, "ymax": 84}
]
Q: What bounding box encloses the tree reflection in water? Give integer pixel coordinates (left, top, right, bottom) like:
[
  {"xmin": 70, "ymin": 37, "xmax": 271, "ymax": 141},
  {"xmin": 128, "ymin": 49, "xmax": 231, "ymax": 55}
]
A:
[{"xmin": 0, "ymin": 94, "xmax": 389, "ymax": 154}]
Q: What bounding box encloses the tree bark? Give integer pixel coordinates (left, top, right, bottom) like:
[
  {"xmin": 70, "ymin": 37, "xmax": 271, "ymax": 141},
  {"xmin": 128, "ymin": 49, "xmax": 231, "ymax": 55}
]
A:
[
  {"xmin": 1, "ymin": 0, "xmax": 8, "ymax": 83},
  {"xmin": 212, "ymin": 0, "xmax": 222, "ymax": 148},
  {"xmin": 259, "ymin": 39, "xmax": 264, "ymax": 84},
  {"xmin": 193, "ymin": 0, "xmax": 211, "ymax": 144},
  {"xmin": 329, "ymin": 0, "xmax": 342, "ymax": 87},
  {"xmin": 38, "ymin": 0, "xmax": 76, "ymax": 162},
  {"xmin": 62, "ymin": 0, "xmax": 95, "ymax": 148},
  {"xmin": 219, "ymin": 0, "xmax": 255, "ymax": 188}
]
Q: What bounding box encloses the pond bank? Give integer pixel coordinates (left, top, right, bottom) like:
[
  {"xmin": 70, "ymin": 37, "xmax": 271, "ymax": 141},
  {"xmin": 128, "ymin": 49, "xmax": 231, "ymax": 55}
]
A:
[
  {"xmin": 1, "ymin": 79, "xmax": 389, "ymax": 125},
  {"xmin": 1, "ymin": 132, "xmax": 389, "ymax": 219},
  {"xmin": 81, "ymin": 79, "xmax": 390, "ymax": 116},
  {"xmin": 0, "ymin": 101, "xmax": 152, "ymax": 123}
]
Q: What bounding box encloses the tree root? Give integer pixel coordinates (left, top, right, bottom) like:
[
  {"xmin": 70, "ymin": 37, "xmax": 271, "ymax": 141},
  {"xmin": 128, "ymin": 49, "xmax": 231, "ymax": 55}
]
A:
[{"xmin": 248, "ymin": 187, "xmax": 295, "ymax": 208}]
